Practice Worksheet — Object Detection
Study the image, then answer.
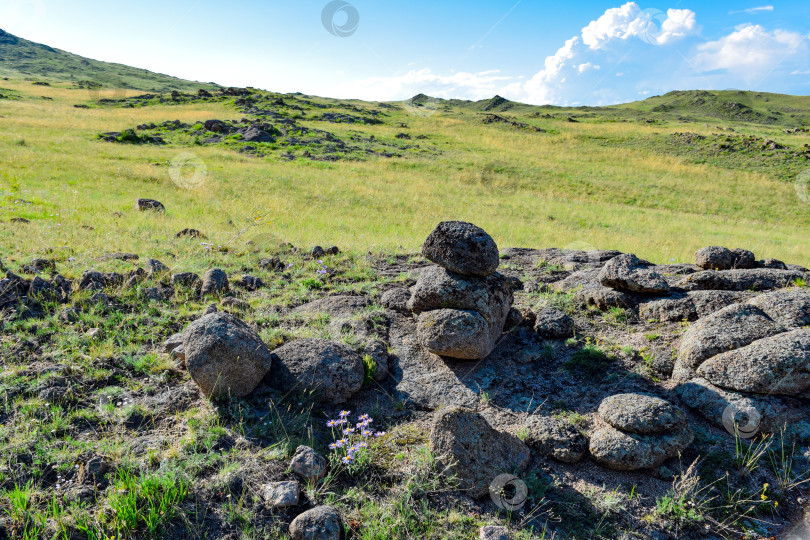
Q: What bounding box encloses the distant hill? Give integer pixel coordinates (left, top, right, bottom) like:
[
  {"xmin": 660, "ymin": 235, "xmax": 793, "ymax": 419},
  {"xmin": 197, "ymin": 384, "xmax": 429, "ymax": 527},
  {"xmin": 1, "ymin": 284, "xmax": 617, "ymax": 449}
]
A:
[{"xmin": 0, "ymin": 28, "xmax": 219, "ymax": 93}]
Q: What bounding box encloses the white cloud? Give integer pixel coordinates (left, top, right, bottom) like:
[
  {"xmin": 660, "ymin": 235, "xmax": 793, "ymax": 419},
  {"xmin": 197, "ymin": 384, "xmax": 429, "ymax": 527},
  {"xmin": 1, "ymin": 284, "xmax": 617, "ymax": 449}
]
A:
[
  {"xmin": 694, "ymin": 24, "xmax": 809, "ymax": 77},
  {"xmin": 581, "ymin": 2, "xmax": 697, "ymax": 49},
  {"xmin": 577, "ymin": 62, "xmax": 600, "ymax": 74},
  {"xmin": 730, "ymin": 6, "xmax": 774, "ymax": 14}
]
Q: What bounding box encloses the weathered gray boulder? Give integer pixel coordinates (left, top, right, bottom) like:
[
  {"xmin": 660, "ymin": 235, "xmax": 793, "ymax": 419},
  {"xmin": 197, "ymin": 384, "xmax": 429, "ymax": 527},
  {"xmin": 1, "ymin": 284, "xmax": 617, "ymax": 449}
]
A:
[
  {"xmin": 747, "ymin": 288, "xmax": 810, "ymax": 328},
  {"xmin": 171, "ymin": 272, "xmax": 201, "ymax": 290},
  {"xmin": 429, "ymin": 407, "xmax": 530, "ymax": 498},
  {"xmin": 524, "ymin": 416, "xmax": 587, "ymax": 463},
  {"xmin": 675, "ymin": 304, "xmax": 785, "ymax": 379},
  {"xmin": 678, "ymin": 268, "xmax": 807, "ymax": 292},
  {"xmin": 182, "ymin": 313, "xmax": 273, "ymax": 399},
  {"xmin": 289, "ymin": 445, "xmax": 328, "ymax": 483},
  {"xmin": 589, "ymin": 424, "xmax": 694, "ymax": 471},
  {"xmin": 416, "ymin": 309, "xmax": 496, "ymax": 360},
  {"xmin": 201, "ymin": 268, "xmax": 229, "ymax": 296},
  {"xmin": 533, "ymin": 308, "xmax": 574, "ymax": 339},
  {"xmin": 289, "ymin": 505, "xmax": 342, "ymax": 540},
  {"xmin": 421, "ymin": 221, "xmax": 499, "ymax": 277},
  {"xmin": 697, "ymin": 329, "xmax": 810, "ymax": 396},
  {"xmin": 598, "ymin": 394, "xmax": 687, "ymax": 434},
  {"xmin": 695, "ymin": 246, "xmax": 755, "ymax": 270},
  {"xmin": 269, "ymin": 339, "xmax": 364, "ymax": 404},
  {"xmin": 598, "ymin": 253, "xmax": 670, "ymax": 293},
  {"xmin": 145, "ymin": 258, "xmax": 169, "ymax": 275},
  {"xmin": 407, "ymin": 266, "xmax": 512, "ymax": 321},
  {"xmin": 590, "ymin": 394, "xmax": 692, "ymax": 470},
  {"xmin": 576, "ymin": 285, "xmax": 636, "ymax": 310}
]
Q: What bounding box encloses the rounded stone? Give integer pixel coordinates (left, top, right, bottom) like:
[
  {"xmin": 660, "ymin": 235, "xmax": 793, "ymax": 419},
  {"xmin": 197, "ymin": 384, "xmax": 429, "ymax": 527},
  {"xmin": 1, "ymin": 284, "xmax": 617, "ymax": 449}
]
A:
[
  {"xmin": 421, "ymin": 221, "xmax": 499, "ymax": 277},
  {"xmin": 598, "ymin": 394, "xmax": 687, "ymax": 434},
  {"xmin": 289, "ymin": 505, "xmax": 342, "ymax": 540}
]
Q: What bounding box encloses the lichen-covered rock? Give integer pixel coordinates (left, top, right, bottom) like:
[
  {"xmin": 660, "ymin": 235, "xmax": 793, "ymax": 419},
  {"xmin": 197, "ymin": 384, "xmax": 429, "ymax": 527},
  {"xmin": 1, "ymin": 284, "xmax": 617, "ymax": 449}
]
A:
[
  {"xmin": 421, "ymin": 221, "xmax": 499, "ymax": 277},
  {"xmin": 746, "ymin": 288, "xmax": 810, "ymax": 328},
  {"xmin": 289, "ymin": 446, "xmax": 328, "ymax": 483},
  {"xmin": 697, "ymin": 329, "xmax": 810, "ymax": 396},
  {"xmin": 380, "ymin": 287, "xmax": 411, "ymax": 312},
  {"xmin": 695, "ymin": 246, "xmax": 755, "ymax": 270},
  {"xmin": 269, "ymin": 339, "xmax": 364, "ymax": 404},
  {"xmin": 598, "ymin": 253, "xmax": 670, "ymax": 293},
  {"xmin": 675, "ymin": 304, "xmax": 785, "ymax": 378},
  {"xmin": 589, "ymin": 424, "xmax": 693, "ymax": 471},
  {"xmin": 289, "ymin": 505, "xmax": 342, "ymax": 540},
  {"xmin": 532, "ymin": 308, "xmax": 574, "ymax": 339},
  {"xmin": 524, "ymin": 416, "xmax": 587, "ymax": 463},
  {"xmin": 576, "ymin": 285, "xmax": 637, "ymax": 310},
  {"xmin": 407, "ymin": 266, "xmax": 512, "ymax": 324},
  {"xmin": 416, "ymin": 309, "xmax": 496, "ymax": 360},
  {"xmin": 429, "ymin": 407, "xmax": 530, "ymax": 498},
  {"xmin": 598, "ymin": 394, "xmax": 687, "ymax": 434},
  {"xmin": 639, "ymin": 290, "xmax": 752, "ymax": 322},
  {"xmin": 182, "ymin": 313, "xmax": 273, "ymax": 399}
]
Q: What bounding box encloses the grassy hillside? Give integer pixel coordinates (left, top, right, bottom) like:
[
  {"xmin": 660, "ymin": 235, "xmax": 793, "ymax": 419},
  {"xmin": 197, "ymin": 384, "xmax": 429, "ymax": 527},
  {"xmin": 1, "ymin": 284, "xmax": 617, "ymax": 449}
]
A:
[
  {"xmin": 0, "ymin": 77, "xmax": 809, "ymax": 270},
  {"xmin": 0, "ymin": 29, "xmax": 219, "ymax": 93}
]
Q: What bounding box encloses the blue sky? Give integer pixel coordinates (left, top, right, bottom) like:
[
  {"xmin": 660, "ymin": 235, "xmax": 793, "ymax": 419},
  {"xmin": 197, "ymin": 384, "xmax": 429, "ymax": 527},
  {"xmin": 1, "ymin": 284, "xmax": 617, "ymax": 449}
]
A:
[{"xmin": 1, "ymin": 0, "xmax": 809, "ymax": 104}]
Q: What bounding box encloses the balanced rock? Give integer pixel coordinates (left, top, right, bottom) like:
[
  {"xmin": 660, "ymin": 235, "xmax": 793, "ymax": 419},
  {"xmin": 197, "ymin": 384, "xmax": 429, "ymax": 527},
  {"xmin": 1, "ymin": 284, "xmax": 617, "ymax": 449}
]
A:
[
  {"xmin": 289, "ymin": 505, "xmax": 342, "ymax": 540},
  {"xmin": 589, "ymin": 394, "xmax": 693, "ymax": 471},
  {"xmin": 421, "ymin": 221, "xmax": 499, "ymax": 277},
  {"xmin": 417, "ymin": 309, "xmax": 493, "ymax": 360},
  {"xmin": 429, "ymin": 407, "xmax": 530, "ymax": 498},
  {"xmin": 598, "ymin": 253, "xmax": 669, "ymax": 293},
  {"xmin": 269, "ymin": 339, "xmax": 364, "ymax": 404},
  {"xmin": 182, "ymin": 313, "xmax": 272, "ymax": 399},
  {"xmin": 523, "ymin": 416, "xmax": 587, "ymax": 463}
]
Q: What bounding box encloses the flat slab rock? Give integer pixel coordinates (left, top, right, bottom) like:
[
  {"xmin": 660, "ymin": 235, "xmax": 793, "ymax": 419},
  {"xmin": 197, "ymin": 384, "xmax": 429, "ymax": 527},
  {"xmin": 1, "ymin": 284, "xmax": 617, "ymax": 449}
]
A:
[
  {"xmin": 429, "ymin": 406, "xmax": 530, "ymax": 498},
  {"xmin": 697, "ymin": 328, "xmax": 810, "ymax": 396},
  {"xmin": 639, "ymin": 290, "xmax": 753, "ymax": 323},
  {"xmin": 269, "ymin": 339, "xmax": 364, "ymax": 404},
  {"xmin": 678, "ymin": 268, "xmax": 808, "ymax": 292}
]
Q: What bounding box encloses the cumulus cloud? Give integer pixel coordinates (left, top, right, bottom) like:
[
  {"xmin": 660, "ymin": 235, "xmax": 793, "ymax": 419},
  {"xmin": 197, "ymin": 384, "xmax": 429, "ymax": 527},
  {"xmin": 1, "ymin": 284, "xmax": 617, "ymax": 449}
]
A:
[
  {"xmin": 520, "ymin": 2, "xmax": 697, "ymax": 104},
  {"xmin": 693, "ymin": 24, "xmax": 809, "ymax": 77},
  {"xmin": 581, "ymin": 2, "xmax": 697, "ymax": 49}
]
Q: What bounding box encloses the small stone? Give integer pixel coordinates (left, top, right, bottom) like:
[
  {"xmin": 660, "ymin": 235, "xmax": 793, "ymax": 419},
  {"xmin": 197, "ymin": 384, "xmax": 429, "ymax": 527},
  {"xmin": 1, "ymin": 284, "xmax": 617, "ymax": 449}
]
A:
[
  {"xmin": 145, "ymin": 259, "xmax": 169, "ymax": 275},
  {"xmin": 136, "ymin": 198, "xmax": 165, "ymax": 212},
  {"xmin": 480, "ymin": 525, "xmax": 509, "ymax": 540},
  {"xmin": 533, "ymin": 308, "xmax": 574, "ymax": 338},
  {"xmin": 221, "ymin": 297, "xmax": 250, "ymax": 312},
  {"xmin": 86, "ymin": 328, "xmax": 102, "ymax": 340},
  {"xmin": 289, "ymin": 446, "xmax": 328, "ymax": 483},
  {"xmin": 524, "ymin": 416, "xmax": 588, "ymax": 463},
  {"xmin": 171, "ymin": 272, "xmax": 201, "ymax": 290},
  {"xmin": 312, "ymin": 246, "xmax": 326, "ymax": 258},
  {"xmin": 289, "ymin": 506, "xmax": 342, "ymax": 540},
  {"xmin": 260, "ymin": 481, "xmax": 299, "ymax": 509},
  {"xmin": 381, "ymin": 287, "xmax": 411, "ymax": 312},
  {"xmin": 325, "ymin": 246, "xmax": 340, "ymax": 255}
]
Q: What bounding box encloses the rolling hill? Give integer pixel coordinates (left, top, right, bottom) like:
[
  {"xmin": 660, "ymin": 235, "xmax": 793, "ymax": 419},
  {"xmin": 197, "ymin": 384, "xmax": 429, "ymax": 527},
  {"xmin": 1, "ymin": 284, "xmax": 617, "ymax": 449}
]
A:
[{"xmin": 0, "ymin": 28, "xmax": 219, "ymax": 93}]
